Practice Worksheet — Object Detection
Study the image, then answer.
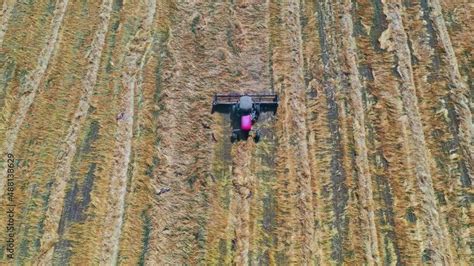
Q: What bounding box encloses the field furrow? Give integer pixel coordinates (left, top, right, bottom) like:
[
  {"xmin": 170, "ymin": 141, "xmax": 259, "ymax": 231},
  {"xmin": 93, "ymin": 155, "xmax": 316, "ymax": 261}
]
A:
[
  {"xmin": 98, "ymin": 0, "xmax": 156, "ymax": 264},
  {"xmin": 0, "ymin": 0, "xmax": 68, "ymax": 199},
  {"xmin": 36, "ymin": 1, "xmax": 113, "ymax": 263},
  {"xmin": 338, "ymin": 0, "xmax": 380, "ymax": 264},
  {"xmin": 0, "ymin": 0, "xmax": 471, "ymax": 264},
  {"xmin": 270, "ymin": 0, "xmax": 316, "ymax": 263},
  {"xmin": 355, "ymin": 0, "xmax": 419, "ymax": 263},
  {"xmin": 381, "ymin": 1, "xmax": 451, "ymax": 263},
  {"xmin": 429, "ymin": 0, "xmax": 473, "ymax": 179}
]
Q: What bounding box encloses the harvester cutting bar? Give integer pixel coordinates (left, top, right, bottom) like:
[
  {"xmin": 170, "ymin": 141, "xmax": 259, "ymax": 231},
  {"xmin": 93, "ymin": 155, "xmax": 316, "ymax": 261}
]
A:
[
  {"xmin": 212, "ymin": 94, "xmax": 278, "ymax": 104},
  {"xmin": 211, "ymin": 93, "xmax": 279, "ymax": 114}
]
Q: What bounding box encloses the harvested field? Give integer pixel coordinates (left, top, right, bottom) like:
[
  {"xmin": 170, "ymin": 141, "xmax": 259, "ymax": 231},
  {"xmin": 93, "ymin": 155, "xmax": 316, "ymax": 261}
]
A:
[{"xmin": 0, "ymin": 0, "xmax": 471, "ymax": 264}]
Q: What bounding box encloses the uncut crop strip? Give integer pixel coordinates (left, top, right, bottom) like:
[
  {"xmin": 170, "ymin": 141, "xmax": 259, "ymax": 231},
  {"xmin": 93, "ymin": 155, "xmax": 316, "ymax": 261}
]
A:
[
  {"xmin": 0, "ymin": 0, "xmax": 68, "ymax": 198},
  {"xmin": 98, "ymin": 0, "xmax": 156, "ymax": 264},
  {"xmin": 36, "ymin": 0, "xmax": 113, "ymax": 263}
]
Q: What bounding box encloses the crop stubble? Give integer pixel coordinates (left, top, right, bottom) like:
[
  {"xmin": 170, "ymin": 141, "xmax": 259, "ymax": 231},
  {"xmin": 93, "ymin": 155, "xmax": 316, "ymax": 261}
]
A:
[{"xmin": 0, "ymin": 0, "xmax": 471, "ymax": 264}]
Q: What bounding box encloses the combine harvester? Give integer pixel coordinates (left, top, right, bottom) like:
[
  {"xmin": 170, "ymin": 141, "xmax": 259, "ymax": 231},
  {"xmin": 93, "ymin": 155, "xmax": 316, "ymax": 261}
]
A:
[{"xmin": 211, "ymin": 93, "xmax": 279, "ymax": 143}]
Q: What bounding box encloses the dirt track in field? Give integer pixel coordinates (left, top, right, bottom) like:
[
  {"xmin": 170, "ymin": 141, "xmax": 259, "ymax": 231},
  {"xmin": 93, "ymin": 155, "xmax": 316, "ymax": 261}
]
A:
[{"xmin": 0, "ymin": 0, "xmax": 471, "ymax": 264}]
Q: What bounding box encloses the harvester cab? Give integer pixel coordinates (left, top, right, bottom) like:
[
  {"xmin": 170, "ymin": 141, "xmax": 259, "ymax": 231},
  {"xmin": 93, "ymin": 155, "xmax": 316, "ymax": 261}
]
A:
[{"xmin": 211, "ymin": 93, "xmax": 279, "ymax": 143}]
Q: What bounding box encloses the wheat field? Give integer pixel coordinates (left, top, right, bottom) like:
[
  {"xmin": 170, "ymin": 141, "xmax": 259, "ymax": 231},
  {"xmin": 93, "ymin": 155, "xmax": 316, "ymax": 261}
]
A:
[{"xmin": 0, "ymin": 0, "xmax": 472, "ymax": 264}]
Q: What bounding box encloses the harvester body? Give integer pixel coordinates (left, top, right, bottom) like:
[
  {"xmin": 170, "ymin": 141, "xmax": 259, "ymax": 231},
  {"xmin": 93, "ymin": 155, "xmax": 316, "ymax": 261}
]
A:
[{"xmin": 211, "ymin": 93, "xmax": 278, "ymax": 142}]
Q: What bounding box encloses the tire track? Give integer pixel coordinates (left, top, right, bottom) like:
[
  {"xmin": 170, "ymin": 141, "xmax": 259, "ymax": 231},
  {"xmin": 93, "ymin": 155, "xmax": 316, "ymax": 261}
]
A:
[
  {"xmin": 99, "ymin": 0, "xmax": 156, "ymax": 264},
  {"xmin": 0, "ymin": 0, "xmax": 68, "ymax": 200},
  {"xmin": 35, "ymin": 0, "xmax": 113, "ymax": 263},
  {"xmin": 114, "ymin": 6, "xmax": 161, "ymax": 263},
  {"xmin": 381, "ymin": 1, "xmax": 452, "ymax": 264},
  {"xmin": 338, "ymin": 0, "xmax": 380, "ymax": 264},
  {"xmin": 0, "ymin": 0, "xmax": 15, "ymax": 47},
  {"xmin": 427, "ymin": 0, "xmax": 473, "ymax": 182}
]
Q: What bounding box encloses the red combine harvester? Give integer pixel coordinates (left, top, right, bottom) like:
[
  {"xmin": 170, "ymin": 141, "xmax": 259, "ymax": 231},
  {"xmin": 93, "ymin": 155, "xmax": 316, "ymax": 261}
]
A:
[{"xmin": 211, "ymin": 93, "xmax": 279, "ymax": 143}]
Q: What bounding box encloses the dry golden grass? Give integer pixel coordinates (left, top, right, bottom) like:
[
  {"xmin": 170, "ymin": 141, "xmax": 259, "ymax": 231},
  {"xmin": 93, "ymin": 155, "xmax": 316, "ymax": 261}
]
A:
[{"xmin": 0, "ymin": 0, "xmax": 471, "ymax": 264}]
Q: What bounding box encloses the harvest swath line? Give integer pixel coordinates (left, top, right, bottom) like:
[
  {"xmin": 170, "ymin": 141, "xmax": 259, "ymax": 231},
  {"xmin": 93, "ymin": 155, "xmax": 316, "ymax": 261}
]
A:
[
  {"xmin": 409, "ymin": 1, "xmax": 471, "ymax": 260},
  {"xmin": 0, "ymin": 0, "xmax": 471, "ymax": 264},
  {"xmin": 355, "ymin": 0, "xmax": 414, "ymax": 262},
  {"xmin": 404, "ymin": 1, "xmax": 465, "ymax": 261},
  {"xmin": 428, "ymin": 0, "xmax": 473, "ymax": 178},
  {"xmin": 231, "ymin": 142, "xmax": 254, "ymax": 265},
  {"xmin": 269, "ymin": 1, "xmax": 298, "ymax": 263},
  {"xmin": 300, "ymin": 1, "xmax": 329, "ymax": 262},
  {"xmin": 99, "ymin": 0, "xmax": 156, "ymax": 263},
  {"xmin": 36, "ymin": 0, "xmax": 113, "ymax": 263},
  {"xmin": 356, "ymin": 1, "xmax": 412, "ymax": 263},
  {"xmin": 227, "ymin": 1, "xmax": 271, "ymax": 264},
  {"xmin": 315, "ymin": 1, "xmax": 350, "ymax": 263},
  {"xmin": 0, "ymin": 0, "xmax": 68, "ymax": 201},
  {"xmin": 381, "ymin": 2, "xmax": 452, "ymax": 263},
  {"xmin": 338, "ymin": 0, "xmax": 381, "ymax": 263},
  {"xmin": 270, "ymin": 0, "xmax": 316, "ymax": 263}
]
